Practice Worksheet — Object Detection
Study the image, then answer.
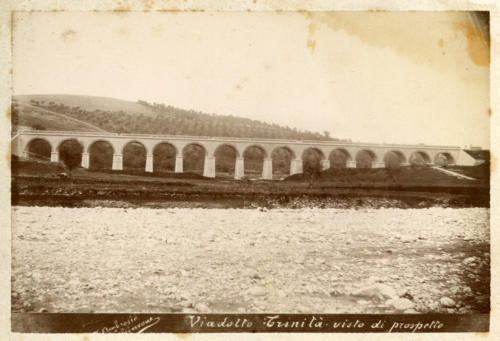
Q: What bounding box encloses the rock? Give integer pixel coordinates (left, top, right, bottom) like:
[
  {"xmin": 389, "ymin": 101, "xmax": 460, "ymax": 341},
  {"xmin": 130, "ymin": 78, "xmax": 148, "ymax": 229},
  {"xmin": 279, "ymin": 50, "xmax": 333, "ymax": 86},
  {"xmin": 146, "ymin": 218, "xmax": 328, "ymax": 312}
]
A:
[
  {"xmin": 170, "ymin": 305, "xmax": 184, "ymax": 312},
  {"xmin": 401, "ymin": 292, "xmax": 414, "ymax": 301},
  {"xmin": 367, "ymin": 276, "xmax": 384, "ymax": 284},
  {"xmin": 194, "ymin": 303, "xmax": 210, "ymax": 312},
  {"xmin": 329, "ymin": 288, "xmax": 344, "ymax": 297},
  {"xmin": 440, "ymin": 297, "xmax": 456, "ymax": 307},
  {"xmin": 458, "ymin": 307, "xmax": 469, "ymax": 314},
  {"xmin": 387, "ymin": 298, "xmax": 415, "ymax": 311},
  {"xmin": 248, "ymin": 286, "xmax": 267, "ymax": 297},
  {"xmin": 476, "ymin": 295, "xmax": 489, "ymax": 306},
  {"xmin": 38, "ymin": 307, "xmax": 48, "ymax": 313},
  {"xmin": 404, "ymin": 308, "xmax": 419, "ymax": 314},
  {"xmin": 351, "ymin": 284, "xmax": 397, "ymax": 300},
  {"xmin": 401, "ymin": 237, "xmax": 415, "ymax": 243},
  {"xmin": 463, "ymin": 257, "xmax": 479, "ymax": 265},
  {"xmin": 250, "ymin": 273, "xmax": 264, "ymax": 280},
  {"xmin": 296, "ymin": 304, "xmax": 309, "ymax": 313}
]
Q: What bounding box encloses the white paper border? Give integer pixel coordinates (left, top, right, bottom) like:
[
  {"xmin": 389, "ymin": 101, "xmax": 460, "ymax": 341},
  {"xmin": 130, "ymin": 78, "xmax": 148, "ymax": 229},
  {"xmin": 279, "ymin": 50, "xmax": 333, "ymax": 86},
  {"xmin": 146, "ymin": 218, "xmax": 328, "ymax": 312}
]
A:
[{"xmin": 1, "ymin": 1, "xmax": 498, "ymax": 340}]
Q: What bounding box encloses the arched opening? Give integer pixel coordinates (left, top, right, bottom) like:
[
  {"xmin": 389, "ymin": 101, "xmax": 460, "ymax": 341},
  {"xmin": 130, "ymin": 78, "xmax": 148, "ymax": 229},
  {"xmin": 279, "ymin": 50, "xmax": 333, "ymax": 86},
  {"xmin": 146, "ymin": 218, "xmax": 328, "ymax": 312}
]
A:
[
  {"xmin": 356, "ymin": 150, "xmax": 376, "ymax": 169},
  {"xmin": 329, "ymin": 148, "xmax": 351, "ymax": 168},
  {"xmin": 271, "ymin": 146, "xmax": 294, "ymax": 177},
  {"xmin": 26, "ymin": 138, "xmax": 51, "ymax": 161},
  {"xmin": 302, "ymin": 148, "xmax": 325, "ymax": 174},
  {"xmin": 123, "ymin": 141, "xmax": 147, "ymax": 171},
  {"xmin": 58, "ymin": 139, "xmax": 83, "ymax": 170},
  {"xmin": 183, "ymin": 143, "xmax": 206, "ymax": 174},
  {"xmin": 214, "ymin": 144, "xmax": 238, "ymax": 178},
  {"xmin": 384, "ymin": 150, "xmax": 406, "ymax": 169},
  {"xmin": 89, "ymin": 140, "xmax": 114, "ymax": 170},
  {"xmin": 434, "ymin": 152, "xmax": 455, "ymax": 167},
  {"xmin": 153, "ymin": 142, "xmax": 176, "ymax": 173},
  {"xmin": 409, "ymin": 151, "xmax": 431, "ymax": 166},
  {"xmin": 243, "ymin": 145, "xmax": 266, "ymax": 178}
]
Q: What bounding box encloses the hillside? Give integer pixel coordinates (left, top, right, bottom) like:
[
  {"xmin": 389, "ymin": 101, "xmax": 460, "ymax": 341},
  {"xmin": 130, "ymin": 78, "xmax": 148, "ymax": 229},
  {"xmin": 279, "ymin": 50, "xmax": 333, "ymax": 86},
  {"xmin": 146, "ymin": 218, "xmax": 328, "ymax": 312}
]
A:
[
  {"xmin": 12, "ymin": 94, "xmax": 336, "ymax": 141},
  {"xmin": 12, "ymin": 101, "xmax": 107, "ymax": 132}
]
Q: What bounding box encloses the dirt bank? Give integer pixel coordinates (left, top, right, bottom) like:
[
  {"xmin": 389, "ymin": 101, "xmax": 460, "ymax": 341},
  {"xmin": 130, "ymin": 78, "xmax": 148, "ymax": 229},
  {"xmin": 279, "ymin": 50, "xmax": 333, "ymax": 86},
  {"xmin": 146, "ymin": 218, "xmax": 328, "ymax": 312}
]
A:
[{"xmin": 12, "ymin": 176, "xmax": 489, "ymax": 209}]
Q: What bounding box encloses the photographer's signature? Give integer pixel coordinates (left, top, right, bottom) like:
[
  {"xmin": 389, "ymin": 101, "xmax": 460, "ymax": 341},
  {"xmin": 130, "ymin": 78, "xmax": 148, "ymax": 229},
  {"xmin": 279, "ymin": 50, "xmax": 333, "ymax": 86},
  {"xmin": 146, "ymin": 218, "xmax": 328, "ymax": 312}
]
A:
[{"xmin": 95, "ymin": 315, "xmax": 160, "ymax": 333}]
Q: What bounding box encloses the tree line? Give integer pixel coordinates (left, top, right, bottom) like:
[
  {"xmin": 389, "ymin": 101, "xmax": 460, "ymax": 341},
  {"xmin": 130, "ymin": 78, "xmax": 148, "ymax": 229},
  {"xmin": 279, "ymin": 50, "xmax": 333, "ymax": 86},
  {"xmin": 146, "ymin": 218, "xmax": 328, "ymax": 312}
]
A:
[{"xmin": 27, "ymin": 99, "xmax": 339, "ymax": 141}]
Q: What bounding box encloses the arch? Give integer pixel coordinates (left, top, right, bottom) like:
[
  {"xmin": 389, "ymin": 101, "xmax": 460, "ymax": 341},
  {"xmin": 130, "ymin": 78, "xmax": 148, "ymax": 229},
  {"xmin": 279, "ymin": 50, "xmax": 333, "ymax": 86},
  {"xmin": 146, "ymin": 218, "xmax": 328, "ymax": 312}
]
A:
[
  {"xmin": 383, "ymin": 150, "xmax": 407, "ymax": 168},
  {"xmin": 123, "ymin": 141, "xmax": 147, "ymax": 171},
  {"xmin": 121, "ymin": 140, "xmax": 149, "ymax": 155},
  {"xmin": 58, "ymin": 139, "xmax": 83, "ymax": 169},
  {"xmin": 215, "ymin": 143, "xmax": 241, "ymax": 157},
  {"xmin": 88, "ymin": 140, "xmax": 114, "ymax": 170},
  {"xmin": 25, "ymin": 138, "xmax": 52, "ymax": 161},
  {"xmin": 152, "ymin": 141, "xmax": 179, "ymax": 156},
  {"xmin": 86, "ymin": 139, "xmax": 115, "ymax": 154},
  {"xmin": 271, "ymin": 146, "xmax": 295, "ymax": 176},
  {"xmin": 243, "ymin": 145, "xmax": 267, "ymax": 177},
  {"xmin": 243, "ymin": 145, "xmax": 268, "ymax": 158},
  {"xmin": 214, "ymin": 144, "xmax": 238, "ymax": 177},
  {"xmin": 409, "ymin": 151, "xmax": 431, "ymax": 166},
  {"xmin": 183, "ymin": 143, "xmax": 206, "ymax": 174},
  {"xmin": 434, "ymin": 152, "xmax": 455, "ymax": 167},
  {"xmin": 271, "ymin": 146, "xmax": 296, "ymax": 159},
  {"xmin": 302, "ymin": 147, "xmax": 325, "ymax": 160},
  {"xmin": 56, "ymin": 138, "xmax": 83, "ymax": 152},
  {"xmin": 153, "ymin": 142, "xmax": 177, "ymax": 172},
  {"xmin": 329, "ymin": 148, "xmax": 352, "ymax": 169},
  {"xmin": 302, "ymin": 147, "xmax": 325, "ymax": 173},
  {"xmin": 356, "ymin": 149, "xmax": 377, "ymax": 169}
]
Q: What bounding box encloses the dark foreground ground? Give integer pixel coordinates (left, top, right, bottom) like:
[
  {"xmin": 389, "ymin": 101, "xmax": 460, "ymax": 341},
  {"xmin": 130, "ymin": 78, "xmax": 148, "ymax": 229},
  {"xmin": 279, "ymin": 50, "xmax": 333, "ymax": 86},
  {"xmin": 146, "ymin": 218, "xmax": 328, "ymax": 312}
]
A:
[{"xmin": 11, "ymin": 158, "xmax": 490, "ymax": 209}]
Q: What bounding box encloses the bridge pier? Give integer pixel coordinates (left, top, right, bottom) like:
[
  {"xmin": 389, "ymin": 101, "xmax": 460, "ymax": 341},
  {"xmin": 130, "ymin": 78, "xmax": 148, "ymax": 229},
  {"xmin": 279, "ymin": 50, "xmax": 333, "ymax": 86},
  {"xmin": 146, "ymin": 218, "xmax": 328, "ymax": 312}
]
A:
[
  {"xmin": 235, "ymin": 157, "xmax": 244, "ymax": 179},
  {"xmin": 145, "ymin": 154, "xmax": 153, "ymax": 172},
  {"xmin": 290, "ymin": 158, "xmax": 303, "ymax": 175},
  {"xmin": 81, "ymin": 152, "xmax": 89, "ymax": 168},
  {"xmin": 347, "ymin": 161, "xmax": 356, "ymax": 168},
  {"xmin": 321, "ymin": 159, "xmax": 330, "ymax": 171},
  {"xmin": 262, "ymin": 157, "xmax": 273, "ymax": 180},
  {"xmin": 50, "ymin": 151, "xmax": 59, "ymax": 163},
  {"xmin": 203, "ymin": 155, "xmax": 216, "ymax": 178},
  {"xmin": 112, "ymin": 154, "xmax": 123, "ymax": 171},
  {"xmin": 175, "ymin": 156, "xmax": 183, "ymax": 173}
]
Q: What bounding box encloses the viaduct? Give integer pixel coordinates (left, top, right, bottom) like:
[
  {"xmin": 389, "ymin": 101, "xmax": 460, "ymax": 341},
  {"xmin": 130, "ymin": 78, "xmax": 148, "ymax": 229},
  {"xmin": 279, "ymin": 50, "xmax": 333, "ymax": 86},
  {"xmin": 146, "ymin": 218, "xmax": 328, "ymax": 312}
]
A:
[{"xmin": 13, "ymin": 130, "xmax": 478, "ymax": 179}]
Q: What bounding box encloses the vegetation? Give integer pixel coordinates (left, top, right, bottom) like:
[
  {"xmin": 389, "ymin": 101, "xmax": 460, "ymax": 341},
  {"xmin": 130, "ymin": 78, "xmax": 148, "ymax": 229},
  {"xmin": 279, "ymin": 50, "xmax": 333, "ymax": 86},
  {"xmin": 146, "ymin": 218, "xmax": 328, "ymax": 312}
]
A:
[
  {"xmin": 59, "ymin": 139, "xmax": 83, "ymax": 176},
  {"xmin": 13, "ymin": 95, "xmax": 340, "ymax": 141}
]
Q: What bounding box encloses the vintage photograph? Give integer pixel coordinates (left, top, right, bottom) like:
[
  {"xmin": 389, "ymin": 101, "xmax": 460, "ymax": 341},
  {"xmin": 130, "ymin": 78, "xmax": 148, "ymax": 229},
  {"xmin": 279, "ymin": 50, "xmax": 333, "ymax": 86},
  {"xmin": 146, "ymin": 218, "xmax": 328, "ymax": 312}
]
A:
[{"xmin": 9, "ymin": 9, "xmax": 491, "ymax": 333}]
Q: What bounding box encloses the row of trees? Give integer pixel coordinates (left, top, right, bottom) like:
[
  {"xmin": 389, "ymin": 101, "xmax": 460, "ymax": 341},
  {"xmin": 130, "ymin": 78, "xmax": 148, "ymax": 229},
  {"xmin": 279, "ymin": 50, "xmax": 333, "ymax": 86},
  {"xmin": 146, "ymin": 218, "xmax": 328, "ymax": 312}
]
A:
[{"xmin": 28, "ymin": 99, "xmax": 337, "ymax": 141}]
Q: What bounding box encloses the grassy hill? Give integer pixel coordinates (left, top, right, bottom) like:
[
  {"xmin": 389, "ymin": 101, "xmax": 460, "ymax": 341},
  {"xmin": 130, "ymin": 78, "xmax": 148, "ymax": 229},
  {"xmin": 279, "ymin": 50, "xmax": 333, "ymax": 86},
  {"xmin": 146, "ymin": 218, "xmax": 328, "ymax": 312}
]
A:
[
  {"xmin": 12, "ymin": 94, "xmax": 336, "ymax": 141},
  {"xmin": 13, "ymin": 101, "xmax": 107, "ymax": 132},
  {"xmin": 14, "ymin": 94, "xmax": 156, "ymax": 117}
]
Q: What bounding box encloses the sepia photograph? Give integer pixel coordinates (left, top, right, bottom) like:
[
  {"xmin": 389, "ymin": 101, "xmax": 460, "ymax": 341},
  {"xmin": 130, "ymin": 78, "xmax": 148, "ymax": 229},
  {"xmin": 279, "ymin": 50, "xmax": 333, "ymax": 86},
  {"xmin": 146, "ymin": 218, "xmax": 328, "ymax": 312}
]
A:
[{"xmin": 5, "ymin": 3, "xmax": 494, "ymax": 335}]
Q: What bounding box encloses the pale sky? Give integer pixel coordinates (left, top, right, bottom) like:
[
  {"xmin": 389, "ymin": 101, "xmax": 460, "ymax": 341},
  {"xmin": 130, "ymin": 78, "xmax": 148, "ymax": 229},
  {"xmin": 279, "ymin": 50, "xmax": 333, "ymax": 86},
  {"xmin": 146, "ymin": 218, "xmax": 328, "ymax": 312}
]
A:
[{"xmin": 13, "ymin": 11, "xmax": 490, "ymax": 148}]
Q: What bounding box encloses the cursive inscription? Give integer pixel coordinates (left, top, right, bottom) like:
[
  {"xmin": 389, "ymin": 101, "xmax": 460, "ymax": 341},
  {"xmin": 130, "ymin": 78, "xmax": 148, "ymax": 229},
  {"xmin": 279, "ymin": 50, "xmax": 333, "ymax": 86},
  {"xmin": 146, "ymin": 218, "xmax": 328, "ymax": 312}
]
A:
[{"xmin": 95, "ymin": 315, "xmax": 160, "ymax": 333}]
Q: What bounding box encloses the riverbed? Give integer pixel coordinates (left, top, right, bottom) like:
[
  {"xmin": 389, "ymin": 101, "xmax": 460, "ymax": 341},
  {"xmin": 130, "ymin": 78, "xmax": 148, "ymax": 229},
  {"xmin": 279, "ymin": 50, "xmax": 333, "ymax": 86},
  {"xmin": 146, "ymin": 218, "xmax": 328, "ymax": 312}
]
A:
[{"xmin": 11, "ymin": 206, "xmax": 490, "ymax": 314}]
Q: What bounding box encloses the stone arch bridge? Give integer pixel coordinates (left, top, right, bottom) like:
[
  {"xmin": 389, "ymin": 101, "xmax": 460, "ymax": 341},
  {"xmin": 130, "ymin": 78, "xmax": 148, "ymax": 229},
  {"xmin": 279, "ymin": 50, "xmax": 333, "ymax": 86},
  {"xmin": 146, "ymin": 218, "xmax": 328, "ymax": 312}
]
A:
[{"xmin": 13, "ymin": 130, "xmax": 477, "ymax": 179}]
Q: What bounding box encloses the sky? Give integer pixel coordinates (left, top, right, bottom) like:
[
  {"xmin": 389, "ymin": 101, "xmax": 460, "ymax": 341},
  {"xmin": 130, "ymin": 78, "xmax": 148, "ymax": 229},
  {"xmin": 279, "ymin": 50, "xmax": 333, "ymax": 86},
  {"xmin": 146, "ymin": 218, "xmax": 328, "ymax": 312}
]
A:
[{"xmin": 12, "ymin": 11, "xmax": 490, "ymax": 148}]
